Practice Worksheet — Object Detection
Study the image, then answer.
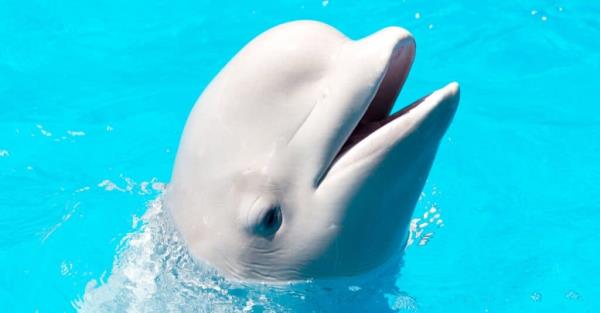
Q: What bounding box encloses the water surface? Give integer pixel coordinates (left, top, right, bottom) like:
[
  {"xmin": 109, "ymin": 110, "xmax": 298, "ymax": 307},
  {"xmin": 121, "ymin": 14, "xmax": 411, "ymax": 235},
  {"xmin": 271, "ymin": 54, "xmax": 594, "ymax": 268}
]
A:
[{"xmin": 1, "ymin": 0, "xmax": 599, "ymax": 312}]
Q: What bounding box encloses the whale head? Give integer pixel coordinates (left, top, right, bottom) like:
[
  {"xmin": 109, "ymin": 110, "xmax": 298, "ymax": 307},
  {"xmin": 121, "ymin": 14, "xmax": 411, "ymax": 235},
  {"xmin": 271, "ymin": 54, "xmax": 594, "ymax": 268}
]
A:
[{"xmin": 166, "ymin": 21, "xmax": 459, "ymax": 281}]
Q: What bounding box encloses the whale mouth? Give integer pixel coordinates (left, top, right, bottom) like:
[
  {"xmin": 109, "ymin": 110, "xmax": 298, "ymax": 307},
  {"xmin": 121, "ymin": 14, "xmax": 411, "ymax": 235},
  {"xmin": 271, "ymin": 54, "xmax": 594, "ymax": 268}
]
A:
[
  {"xmin": 331, "ymin": 41, "xmax": 459, "ymax": 167},
  {"xmin": 334, "ymin": 42, "xmax": 417, "ymax": 161}
]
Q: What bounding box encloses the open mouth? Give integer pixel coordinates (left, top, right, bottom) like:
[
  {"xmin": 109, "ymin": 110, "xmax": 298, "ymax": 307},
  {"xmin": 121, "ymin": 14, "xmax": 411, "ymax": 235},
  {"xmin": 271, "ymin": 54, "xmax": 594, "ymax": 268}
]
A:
[{"xmin": 334, "ymin": 41, "xmax": 418, "ymax": 161}]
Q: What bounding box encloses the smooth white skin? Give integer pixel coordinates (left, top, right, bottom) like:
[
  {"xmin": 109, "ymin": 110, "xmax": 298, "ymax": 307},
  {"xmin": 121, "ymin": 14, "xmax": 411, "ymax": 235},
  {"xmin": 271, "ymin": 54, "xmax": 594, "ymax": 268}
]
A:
[{"xmin": 166, "ymin": 21, "xmax": 460, "ymax": 281}]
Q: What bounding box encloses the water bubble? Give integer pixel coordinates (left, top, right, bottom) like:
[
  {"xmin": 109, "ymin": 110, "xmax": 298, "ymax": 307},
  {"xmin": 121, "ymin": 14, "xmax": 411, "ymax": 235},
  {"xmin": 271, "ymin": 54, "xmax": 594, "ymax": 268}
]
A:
[
  {"xmin": 67, "ymin": 130, "xmax": 86, "ymax": 137},
  {"xmin": 348, "ymin": 285, "xmax": 361, "ymax": 292},
  {"xmin": 60, "ymin": 261, "xmax": 73, "ymax": 276},
  {"xmin": 75, "ymin": 186, "xmax": 91, "ymax": 193},
  {"xmin": 152, "ymin": 181, "xmax": 166, "ymax": 192},
  {"xmin": 36, "ymin": 124, "xmax": 52, "ymax": 137},
  {"xmin": 387, "ymin": 292, "xmax": 418, "ymax": 312},
  {"xmin": 418, "ymin": 233, "xmax": 433, "ymax": 246},
  {"xmin": 98, "ymin": 179, "xmax": 124, "ymax": 192},
  {"xmin": 565, "ymin": 290, "xmax": 580, "ymax": 300}
]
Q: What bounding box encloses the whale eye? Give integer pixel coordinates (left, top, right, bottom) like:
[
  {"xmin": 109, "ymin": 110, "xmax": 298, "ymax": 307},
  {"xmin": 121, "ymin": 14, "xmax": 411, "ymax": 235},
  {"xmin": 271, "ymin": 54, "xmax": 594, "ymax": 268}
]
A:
[{"xmin": 255, "ymin": 205, "xmax": 282, "ymax": 237}]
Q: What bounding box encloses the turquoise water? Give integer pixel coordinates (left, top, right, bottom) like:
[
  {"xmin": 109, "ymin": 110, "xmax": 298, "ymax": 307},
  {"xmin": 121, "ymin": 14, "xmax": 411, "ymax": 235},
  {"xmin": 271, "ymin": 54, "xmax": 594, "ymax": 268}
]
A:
[{"xmin": 1, "ymin": 0, "xmax": 599, "ymax": 312}]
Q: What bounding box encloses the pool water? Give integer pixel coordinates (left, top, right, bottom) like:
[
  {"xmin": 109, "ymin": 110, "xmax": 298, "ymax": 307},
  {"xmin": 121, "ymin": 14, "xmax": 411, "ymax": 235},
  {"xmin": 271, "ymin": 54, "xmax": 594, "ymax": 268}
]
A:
[{"xmin": 1, "ymin": 0, "xmax": 599, "ymax": 312}]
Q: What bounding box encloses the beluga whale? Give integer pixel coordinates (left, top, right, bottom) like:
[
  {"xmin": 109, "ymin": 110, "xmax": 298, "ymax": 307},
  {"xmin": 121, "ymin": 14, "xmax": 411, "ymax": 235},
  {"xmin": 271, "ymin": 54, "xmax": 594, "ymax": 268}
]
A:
[{"xmin": 166, "ymin": 20, "xmax": 459, "ymax": 281}]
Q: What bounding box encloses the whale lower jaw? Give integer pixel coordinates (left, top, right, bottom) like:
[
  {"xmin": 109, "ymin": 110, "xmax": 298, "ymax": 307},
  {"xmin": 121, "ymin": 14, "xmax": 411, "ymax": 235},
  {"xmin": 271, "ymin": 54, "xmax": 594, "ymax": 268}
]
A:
[{"xmin": 325, "ymin": 82, "xmax": 459, "ymax": 181}]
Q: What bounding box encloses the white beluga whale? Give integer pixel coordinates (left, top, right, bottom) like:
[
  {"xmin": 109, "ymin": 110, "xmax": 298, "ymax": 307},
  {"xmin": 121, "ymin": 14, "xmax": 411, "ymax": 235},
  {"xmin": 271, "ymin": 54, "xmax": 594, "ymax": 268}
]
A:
[{"xmin": 166, "ymin": 20, "xmax": 459, "ymax": 281}]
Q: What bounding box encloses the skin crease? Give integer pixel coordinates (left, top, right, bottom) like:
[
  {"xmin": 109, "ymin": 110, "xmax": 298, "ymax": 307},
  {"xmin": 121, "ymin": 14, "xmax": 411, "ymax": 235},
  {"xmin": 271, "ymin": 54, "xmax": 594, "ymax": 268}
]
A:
[{"xmin": 166, "ymin": 20, "xmax": 460, "ymax": 282}]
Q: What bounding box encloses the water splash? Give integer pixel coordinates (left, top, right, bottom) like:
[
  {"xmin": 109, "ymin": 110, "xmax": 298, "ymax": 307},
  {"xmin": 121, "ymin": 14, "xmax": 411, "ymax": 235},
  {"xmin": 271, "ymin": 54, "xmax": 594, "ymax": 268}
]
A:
[{"xmin": 74, "ymin": 197, "xmax": 414, "ymax": 312}]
